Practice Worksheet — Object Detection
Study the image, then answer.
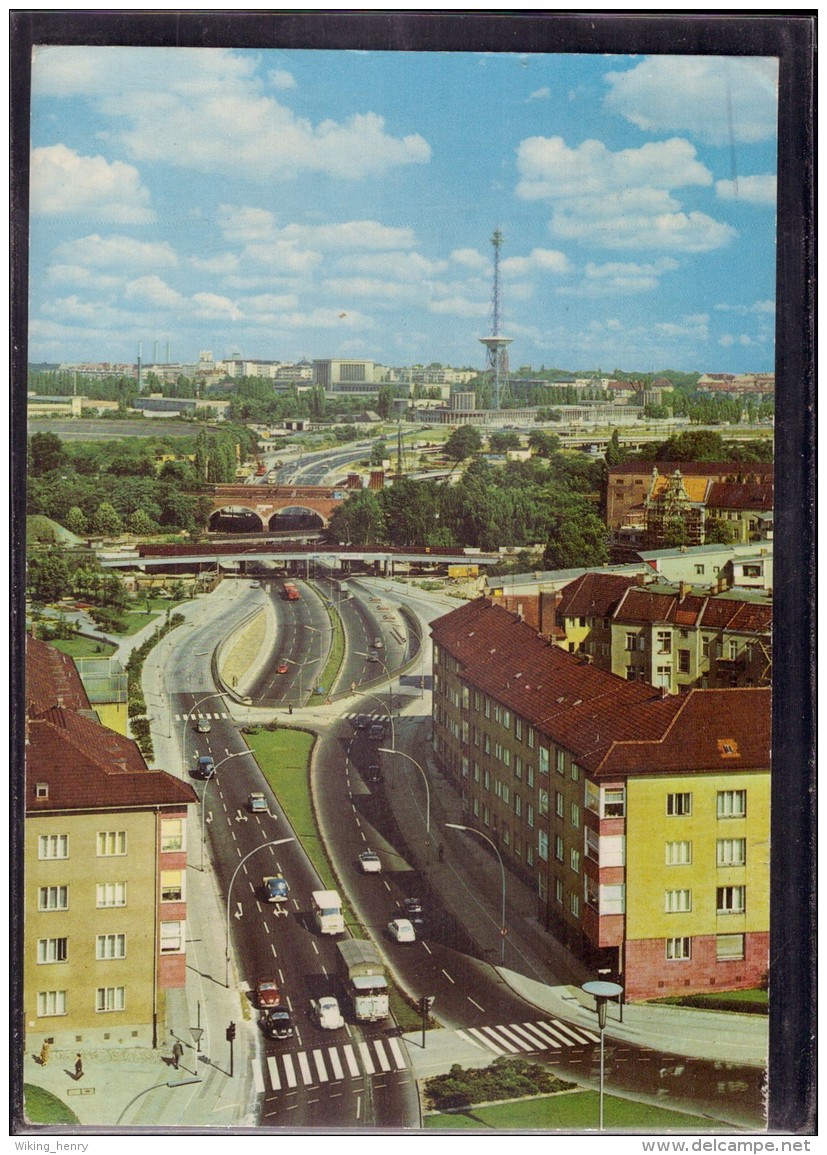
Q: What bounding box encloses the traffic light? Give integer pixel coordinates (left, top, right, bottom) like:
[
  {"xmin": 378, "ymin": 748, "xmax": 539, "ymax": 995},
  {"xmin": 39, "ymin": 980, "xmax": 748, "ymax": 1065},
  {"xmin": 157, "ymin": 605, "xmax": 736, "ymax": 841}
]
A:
[
  {"xmin": 419, "ymin": 996, "xmax": 435, "ymax": 1014},
  {"xmin": 226, "ymin": 1021, "xmax": 236, "ymax": 1042}
]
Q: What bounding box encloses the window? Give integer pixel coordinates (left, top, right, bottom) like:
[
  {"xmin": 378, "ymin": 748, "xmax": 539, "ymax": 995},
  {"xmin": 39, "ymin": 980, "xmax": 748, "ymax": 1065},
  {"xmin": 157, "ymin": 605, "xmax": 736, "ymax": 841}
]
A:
[
  {"xmin": 717, "ymin": 790, "xmax": 747, "ymax": 818},
  {"xmin": 501, "ymin": 709, "xmax": 511, "ymax": 731},
  {"xmin": 483, "ymin": 734, "xmax": 491, "ymax": 755},
  {"xmin": 603, "ymin": 788, "xmax": 626, "ymax": 818},
  {"xmin": 716, "ymin": 934, "xmax": 745, "ymax": 961},
  {"xmin": 461, "ymin": 685, "xmax": 470, "ymax": 709},
  {"xmin": 571, "ymin": 802, "xmax": 580, "ymax": 829},
  {"xmin": 702, "ymin": 636, "xmax": 711, "ymax": 658},
  {"xmin": 483, "ymin": 768, "xmax": 491, "ymax": 791},
  {"xmin": 717, "ymin": 838, "xmax": 747, "ymax": 867},
  {"xmin": 527, "ymin": 727, "xmax": 535, "ymax": 750},
  {"xmin": 483, "ymin": 697, "xmax": 491, "ymax": 719},
  {"xmin": 96, "ymin": 986, "xmax": 126, "ymax": 1013},
  {"xmin": 526, "ymin": 804, "xmax": 534, "ymax": 828},
  {"xmin": 538, "ymin": 789, "xmax": 549, "ymax": 817},
  {"xmin": 667, "ymin": 792, "xmax": 692, "ymax": 817},
  {"xmin": 96, "ymin": 934, "xmax": 126, "ymax": 960},
  {"xmin": 695, "ymin": 564, "xmax": 705, "ymax": 575},
  {"xmin": 728, "ymin": 640, "xmax": 739, "ymax": 660},
  {"xmin": 526, "ymin": 765, "xmax": 534, "ymax": 788},
  {"xmin": 161, "ymin": 872, "xmax": 184, "ymax": 902},
  {"xmin": 570, "ymin": 893, "xmax": 580, "ymax": 919},
  {"xmin": 539, "ymin": 746, "xmax": 549, "ymax": 775},
  {"xmin": 473, "ymin": 725, "xmax": 480, "ymax": 748},
  {"xmin": 473, "ymin": 797, "xmax": 480, "ymax": 818},
  {"xmin": 625, "ymin": 632, "xmax": 637, "ymax": 652},
  {"xmin": 600, "ymin": 884, "xmax": 626, "ymax": 914},
  {"xmin": 717, "ymin": 885, "xmax": 746, "ymax": 914},
  {"xmin": 555, "ymin": 835, "xmax": 564, "ymax": 861},
  {"xmin": 570, "ymin": 848, "xmax": 580, "ymax": 873},
  {"xmin": 555, "ymin": 791, "xmax": 564, "ymax": 818},
  {"xmin": 584, "ymin": 875, "xmax": 598, "ymax": 907},
  {"xmin": 161, "ymin": 921, "xmax": 185, "ymax": 954},
  {"xmin": 96, "ymin": 882, "xmax": 126, "ymax": 908},
  {"xmin": 514, "ymin": 794, "xmax": 522, "ymax": 818},
  {"xmin": 37, "ymin": 938, "xmax": 67, "ymax": 964},
  {"xmin": 665, "ymin": 841, "xmax": 692, "ymax": 866},
  {"xmin": 678, "ymin": 649, "xmax": 691, "ymax": 674},
  {"xmin": 665, "ymin": 889, "xmax": 692, "ymax": 913},
  {"xmin": 35, "ymin": 782, "xmax": 49, "ymax": 799},
  {"xmin": 666, "ymin": 937, "xmax": 691, "ymax": 961},
  {"xmin": 656, "ymin": 665, "xmax": 672, "ymax": 689},
  {"xmin": 657, "ymin": 630, "xmax": 672, "ymax": 654},
  {"xmin": 585, "ymin": 781, "xmax": 600, "ymax": 814},
  {"xmin": 161, "ymin": 819, "xmax": 185, "ymax": 852},
  {"xmin": 515, "ymin": 717, "xmax": 523, "ymax": 741},
  {"xmin": 556, "ymin": 749, "xmax": 565, "ymax": 775},
  {"xmin": 571, "ymin": 762, "xmax": 580, "ymax": 783},
  {"xmin": 37, "ymin": 990, "xmax": 67, "ymax": 1017},
  {"xmin": 555, "ymin": 878, "xmax": 564, "ymax": 904},
  {"xmin": 515, "ymin": 755, "xmax": 522, "ymax": 779},
  {"xmin": 97, "ymin": 831, "xmax": 127, "ymax": 857},
  {"xmin": 38, "ymin": 886, "xmax": 68, "ymax": 911},
  {"xmin": 473, "ymin": 761, "xmax": 480, "ymax": 782},
  {"xmin": 38, "ymin": 834, "xmax": 68, "ymax": 859},
  {"xmin": 538, "ymin": 830, "xmax": 548, "ymax": 861},
  {"xmin": 585, "ymin": 827, "xmax": 599, "ymax": 861}
]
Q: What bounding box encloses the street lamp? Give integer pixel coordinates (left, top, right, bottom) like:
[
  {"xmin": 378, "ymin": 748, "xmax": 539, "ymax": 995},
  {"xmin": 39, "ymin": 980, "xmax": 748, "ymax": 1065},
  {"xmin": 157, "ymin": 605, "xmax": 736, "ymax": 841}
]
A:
[
  {"xmin": 582, "ymin": 979, "xmax": 624, "ymax": 1131},
  {"xmin": 305, "ymin": 622, "xmax": 334, "ymax": 681},
  {"xmin": 285, "ymin": 655, "xmax": 320, "ymax": 704},
  {"xmin": 197, "ymin": 750, "xmax": 254, "ymax": 871},
  {"xmin": 356, "ymin": 650, "xmax": 393, "ymax": 720},
  {"xmin": 352, "ymin": 690, "xmax": 395, "ymax": 749},
  {"xmin": 225, "ymin": 838, "xmax": 295, "ymax": 986},
  {"xmin": 445, "ymin": 822, "xmax": 507, "ymax": 965},
  {"xmin": 381, "ymin": 747, "xmax": 430, "ymax": 847}
]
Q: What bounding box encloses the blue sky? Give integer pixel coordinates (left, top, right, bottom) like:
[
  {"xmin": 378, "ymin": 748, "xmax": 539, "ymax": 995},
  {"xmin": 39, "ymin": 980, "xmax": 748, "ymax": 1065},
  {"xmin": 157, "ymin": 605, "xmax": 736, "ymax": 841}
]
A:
[{"xmin": 28, "ymin": 47, "xmax": 778, "ymax": 373}]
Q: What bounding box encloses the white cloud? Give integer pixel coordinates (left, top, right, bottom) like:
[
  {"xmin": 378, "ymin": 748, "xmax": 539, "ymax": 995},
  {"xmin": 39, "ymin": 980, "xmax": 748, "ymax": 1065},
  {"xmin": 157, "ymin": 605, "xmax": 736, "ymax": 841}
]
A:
[
  {"xmin": 604, "ymin": 56, "xmax": 778, "ymax": 145},
  {"xmin": 270, "ymin": 69, "xmax": 297, "ymax": 91},
  {"xmin": 516, "ymin": 134, "xmax": 734, "ymax": 252},
  {"xmin": 191, "ymin": 293, "xmax": 243, "ymax": 321},
  {"xmin": 243, "ymin": 242, "xmax": 323, "ymax": 277},
  {"xmin": 715, "ymin": 175, "xmax": 777, "ymax": 207},
  {"xmin": 501, "ymin": 248, "xmax": 571, "ymax": 276},
  {"xmin": 340, "ymin": 251, "xmax": 447, "ymax": 280},
  {"xmin": 278, "ymin": 220, "xmax": 418, "ymax": 251},
  {"xmin": 188, "ymin": 253, "xmax": 241, "ymax": 275},
  {"xmin": 124, "ymin": 276, "xmax": 185, "ymax": 309},
  {"xmin": 46, "ymin": 264, "xmax": 121, "ymax": 291},
  {"xmin": 30, "ymin": 144, "xmax": 154, "ymax": 223},
  {"xmin": 322, "ymin": 277, "xmax": 420, "ymax": 302},
  {"xmin": 559, "ymin": 257, "xmax": 679, "ymax": 296},
  {"xmin": 428, "ymin": 296, "xmax": 486, "ymax": 319},
  {"xmin": 715, "ymin": 300, "xmax": 775, "ymax": 316},
  {"xmin": 55, "ymin": 234, "xmax": 178, "ymax": 270},
  {"xmin": 218, "ymin": 205, "xmax": 276, "ymax": 243},
  {"xmin": 451, "ymin": 248, "xmax": 488, "ymax": 271},
  {"xmin": 527, "ymin": 86, "xmax": 551, "ymax": 101}
]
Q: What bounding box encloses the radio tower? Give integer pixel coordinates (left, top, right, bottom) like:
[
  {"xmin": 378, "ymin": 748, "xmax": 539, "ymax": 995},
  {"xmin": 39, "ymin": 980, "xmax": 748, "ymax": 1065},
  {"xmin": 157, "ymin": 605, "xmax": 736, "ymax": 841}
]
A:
[{"xmin": 479, "ymin": 227, "xmax": 512, "ymax": 410}]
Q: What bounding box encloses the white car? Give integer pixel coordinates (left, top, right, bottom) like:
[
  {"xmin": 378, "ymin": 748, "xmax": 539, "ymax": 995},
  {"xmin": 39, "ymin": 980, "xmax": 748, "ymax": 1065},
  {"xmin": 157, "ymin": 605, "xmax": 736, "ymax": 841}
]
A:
[
  {"xmin": 311, "ymin": 996, "xmax": 344, "ymax": 1030},
  {"xmin": 388, "ymin": 918, "xmax": 416, "ymax": 944},
  {"xmin": 358, "ymin": 850, "xmax": 382, "ymax": 874}
]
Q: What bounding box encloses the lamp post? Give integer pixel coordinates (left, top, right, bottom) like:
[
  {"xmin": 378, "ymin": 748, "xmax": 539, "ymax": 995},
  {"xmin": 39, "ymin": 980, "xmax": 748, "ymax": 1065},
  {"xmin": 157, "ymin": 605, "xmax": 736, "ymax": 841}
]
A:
[
  {"xmin": 352, "ymin": 690, "xmax": 395, "ymax": 749},
  {"xmin": 582, "ymin": 979, "xmax": 624, "ymax": 1131},
  {"xmin": 305, "ymin": 622, "xmax": 334, "ymax": 684},
  {"xmin": 198, "ymin": 750, "xmax": 254, "ymax": 871},
  {"xmin": 380, "ymin": 748, "xmax": 430, "ymax": 846},
  {"xmin": 355, "ymin": 650, "xmax": 393, "ymax": 721},
  {"xmin": 285, "ymin": 656, "xmax": 319, "ymax": 705},
  {"xmin": 445, "ymin": 822, "xmax": 507, "ymax": 965},
  {"xmin": 225, "ymin": 839, "xmax": 294, "ymax": 986}
]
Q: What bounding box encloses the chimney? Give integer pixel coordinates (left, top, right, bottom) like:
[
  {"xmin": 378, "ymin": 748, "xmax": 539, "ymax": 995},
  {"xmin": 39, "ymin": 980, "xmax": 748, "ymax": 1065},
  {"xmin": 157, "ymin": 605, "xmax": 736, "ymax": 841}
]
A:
[
  {"xmin": 516, "ymin": 603, "xmax": 524, "ymax": 622},
  {"xmin": 56, "ymin": 694, "xmax": 64, "ymax": 708}
]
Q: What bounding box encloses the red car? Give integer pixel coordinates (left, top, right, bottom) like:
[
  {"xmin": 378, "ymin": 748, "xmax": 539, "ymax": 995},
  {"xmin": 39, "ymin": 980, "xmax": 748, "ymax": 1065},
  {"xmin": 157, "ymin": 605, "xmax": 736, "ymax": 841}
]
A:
[
  {"xmin": 256, "ymin": 979, "xmax": 281, "ymax": 1008},
  {"xmin": 277, "ymin": 663, "xmax": 289, "ymax": 675}
]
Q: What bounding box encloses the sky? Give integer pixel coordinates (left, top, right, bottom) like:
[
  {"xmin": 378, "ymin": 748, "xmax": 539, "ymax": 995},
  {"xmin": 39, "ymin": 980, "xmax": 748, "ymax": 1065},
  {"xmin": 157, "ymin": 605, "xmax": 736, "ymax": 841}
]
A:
[{"xmin": 27, "ymin": 46, "xmax": 779, "ymax": 374}]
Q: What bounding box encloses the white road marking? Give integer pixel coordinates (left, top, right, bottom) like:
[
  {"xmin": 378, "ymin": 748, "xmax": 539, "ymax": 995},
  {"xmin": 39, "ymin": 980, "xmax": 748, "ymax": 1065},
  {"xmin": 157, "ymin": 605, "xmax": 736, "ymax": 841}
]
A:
[
  {"xmin": 467, "ymin": 996, "xmax": 485, "ymax": 1012},
  {"xmin": 468, "ymin": 1027, "xmax": 505, "ymax": 1054},
  {"xmin": 282, "ymin": 1054, "xmax": 297, "ymax": 1088},
  {"xmin": 358, "ymin": 1041, "xmax": 375, "ymax": 1074},
  {"xmin": 480, "ymin": 1026, "xmax": 519, "ymax": 1053},
  {"xmin": 455, "ymin": 1029, "xmax": 486, "ymax": 1051},
  {"xmin": 387, "ymin": 1036, "xmax": 407, "ymax": 1070},
  {"xmin": 267, "ymin": 1056, "xmax": 281, "ymax": 1091},
  {"xmin": 494, "ymin": 1024, "xmax": 535, "ymax": 1052},
  {"xmin": 441, "ymin": 969, "xmax": 455, "ymax": 984},
  {"xmin": 328, "ymin": 1047, "xmax": 344, "ymax": 1080},
  {"xmin": 343, "ymin": 1044, "xmax": 360, "ymax": 1077},
  {"xmin": 373, "ymin": 1040, "xmax": 391, "ymax": 1072},
  {"xmin": 253, "ymin": 1062, "xmax": 265, "ymax": 1093},
  {"xmin": 313, "ymin": 1049, "xmax": 328, "ymax": 1082},
  {"xmin": 297, "ymin": 1051, "xmax": 313, "ymax": 1085}
]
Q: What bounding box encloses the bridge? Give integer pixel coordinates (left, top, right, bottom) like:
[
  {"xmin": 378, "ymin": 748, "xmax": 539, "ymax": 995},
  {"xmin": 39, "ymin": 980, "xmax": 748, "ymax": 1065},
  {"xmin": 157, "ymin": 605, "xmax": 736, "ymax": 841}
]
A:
[{"xmin": 204, "ymin": 484, "xmax": 345, "ymax": 531}]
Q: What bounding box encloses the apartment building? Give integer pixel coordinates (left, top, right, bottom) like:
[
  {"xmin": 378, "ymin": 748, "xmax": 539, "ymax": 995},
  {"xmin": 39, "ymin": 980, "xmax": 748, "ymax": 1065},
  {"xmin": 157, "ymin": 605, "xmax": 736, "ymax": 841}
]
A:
[
  {"xmin": 431, "ymin": 597, "xmax": 770, "ymax": 1000},
  {"xmin": 552, "ymin": 572, "xmax": 772, "ymax": 691},
  {"xmin": 25, "ymin": 638, "xmax": 196, "ymax": 1051}
]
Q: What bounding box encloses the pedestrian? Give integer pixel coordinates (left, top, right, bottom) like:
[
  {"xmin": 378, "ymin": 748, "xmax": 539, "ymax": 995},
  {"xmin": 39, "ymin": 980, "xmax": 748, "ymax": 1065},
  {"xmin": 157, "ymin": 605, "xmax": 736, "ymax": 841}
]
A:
[
  {"xmin": 172, "ymin": 1041, "xmax": 184, "ymax": 1070},
  {"xmin": 74, "ymin": 1054, "xmax": 84, "ymax": 1080},
  {"xmin": 39, "ymin": 1041, "xmax": 51, "ymax": 1066}
]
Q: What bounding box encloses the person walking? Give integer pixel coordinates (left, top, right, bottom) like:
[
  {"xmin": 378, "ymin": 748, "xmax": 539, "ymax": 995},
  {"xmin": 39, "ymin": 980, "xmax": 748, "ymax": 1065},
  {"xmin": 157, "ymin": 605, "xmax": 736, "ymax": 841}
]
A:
[
  {"xmin": 38, "ymin": 1041, "xmax": 51, "ymax": 1066},
  {"xmin": 74, "ymin": 1054, "xmax": 84, "ymax": 1080},
  {"xmin": 172, "ymin": 1041, "xmax": 184, "ymax": 1070}
]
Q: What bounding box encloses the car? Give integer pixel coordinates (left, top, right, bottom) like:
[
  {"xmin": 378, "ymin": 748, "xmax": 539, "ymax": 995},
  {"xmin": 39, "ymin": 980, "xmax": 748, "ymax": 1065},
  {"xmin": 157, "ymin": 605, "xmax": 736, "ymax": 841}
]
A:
[
  {"xmin": 352, "ymin": 714, "xmax": 370, "ymax": 730},
  {"xmin": 260, "ymin": 1007, "xmax": 294, "ymax": 1040},
  {"xmin": 276, "ymin": 663, "xmax": 289, "ymax": 675},
  {"xmin": 368, "ymin": 765, "xmax": 382, "ymax": 783},
  {"xmin": 195, "ymin": 717, "xmax": 211, "ymax": 733},
  {"xmin": 194, "ymin": 755, "xmax": 215, "ymax": 780},
  {"xmin": 256, "ymin": 979, "xmax": 281, "ymax": 1008},
  {"xmin": 358, "ymin": 850, "xmax": 382, "ymax": 874},
  {"xmin": 263, "ymin": 875, "xmax": 290, "ymax": 902},
  {"xmin": 402, "ymin": 897, "xmax": 423, "ymax": 916},
  {"xmin": 248, "ymin": 792, "xmax": 268, "ymax": 813},
  {"xmin": 310, "ymin": 996, "xmax": 344, "ymax": 1030},
  {"xmin": 373, "ymin": 638, "xmax": 384, "ymax": 649},
  {"xmin": 388, "ymin": 918, "xmax": 416, "ymax": 944},
  {"xmin": 368, "ymin": 723, "xmax": 386, "ymax": 741}
]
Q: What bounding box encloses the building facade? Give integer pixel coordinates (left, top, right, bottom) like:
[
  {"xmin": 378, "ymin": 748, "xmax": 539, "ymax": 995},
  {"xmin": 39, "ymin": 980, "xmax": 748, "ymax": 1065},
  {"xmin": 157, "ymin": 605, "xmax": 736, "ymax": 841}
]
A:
[{"xmin": 431, "ymin": 598, "xmax": 770, "ymax": 1000}]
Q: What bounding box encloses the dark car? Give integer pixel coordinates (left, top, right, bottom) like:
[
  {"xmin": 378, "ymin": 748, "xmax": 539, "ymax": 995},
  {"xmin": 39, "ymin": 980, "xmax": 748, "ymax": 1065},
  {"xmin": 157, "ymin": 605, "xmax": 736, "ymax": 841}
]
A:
[
  {"xmin": 368, "ymin": 765, "xmax": 382, "ymax": 783},
  {"xmin": 402, "ymin": 897, "xmax": 423, "ymax": 916},
  {"xmin": 353, "ymin": 714, "xmax": 370, "ymax": 730},
  {"xmin": 368, "ymin": 723, "xmax": 386, "ymax": 741},
  {"xmin": 194, "ymin": 755, "xmax": 215, "ymax": 780},
  {"xmin": 260, "ymin": 1007, "xmax": 294, "ymax": 1040}
]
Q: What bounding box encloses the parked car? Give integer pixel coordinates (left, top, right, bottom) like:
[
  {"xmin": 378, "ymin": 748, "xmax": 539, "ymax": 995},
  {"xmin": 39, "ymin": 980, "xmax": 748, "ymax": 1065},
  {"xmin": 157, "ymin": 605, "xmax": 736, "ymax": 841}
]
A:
[
  {"xmin": 388, "ymin": 918, "xmax": 416, "ymax": 944},
  {"xmin": 194, "ymin": 755, "xmax": 215, "ymax": 780},
  {"xmin": 310, "ymin": 996, "xmax": 344, "ymax": 1030},
  {"xmin": 248, "ymin": 792, "xmax": 267, "ymax": 813},
  {"xmin": 256, "ymin": 979, "xmax": 281, "ymax": 1008},
  {"xmin": 358, "ymin": 850, "xmax": 382, "ymax": 874},
  {"xmin": 196, "ymin": 717, "xmax": 211, "ymax": 733},
  {"xmin": 260, "ymin": 1008, "xmax": 294, "ymax": 1040}
]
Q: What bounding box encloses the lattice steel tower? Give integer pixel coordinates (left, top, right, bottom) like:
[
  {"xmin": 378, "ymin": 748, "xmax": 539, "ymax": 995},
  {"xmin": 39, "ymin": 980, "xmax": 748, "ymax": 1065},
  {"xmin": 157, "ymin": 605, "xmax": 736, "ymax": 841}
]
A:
[{"xmin": 478, "ymin": 227, "xmax": 512, "ymax": 410}]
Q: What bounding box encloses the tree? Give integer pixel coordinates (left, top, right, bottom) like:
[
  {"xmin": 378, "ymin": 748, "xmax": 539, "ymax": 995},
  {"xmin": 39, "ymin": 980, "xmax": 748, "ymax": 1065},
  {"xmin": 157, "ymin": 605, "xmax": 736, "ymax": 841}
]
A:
[
  {"xmin": 704, "ymin": 516, "xmax": 739, "ymax": 545},
  {"xmin": 28, "ymin": 550, "xmax": 70, "ymax": 603},
  {"xmin": 127, "ymin": 508, "xmax": 158, "ymax": 536},
  {"xmin": 528, "ymin": 431, "xmax": 561, "ymax": 458},
  {"xmin": 604, "ymin": 428, "xmax": 625, "ymax": 466},
  {"xmin": 488, "ymin": 431, "xmax": 521, "ymax": 453},
  {"xmin": 370, "ymin": 440, "xmax": 388, "ymax": 467},
  {"xmin": 376, "ymin": 386, "xmax": 395, "ymax": 420},
  {"xmin": 29, "ymin": 432, "xmax": 67, "ymax": 477},
  {"xmin": 65, "ymin": 506, "xmax": 88, "ymax": 536},
  {"xmin": 92, "ymin": 502, "xmax": 124, "ymax": 536},
  {"xmin": 656, "ymin": 430, "xmax": 726, "ymax": 462},
  {"xmin": 543, "ymin": 507, "xmax": 609, "ymax": 570},
  {"xmin": 327, "ymin": 490, "xmax": 386, "ymax": 546},
  {"xmin": 444, "ymin": 425, "xmax": 482, "ymax": 461}
]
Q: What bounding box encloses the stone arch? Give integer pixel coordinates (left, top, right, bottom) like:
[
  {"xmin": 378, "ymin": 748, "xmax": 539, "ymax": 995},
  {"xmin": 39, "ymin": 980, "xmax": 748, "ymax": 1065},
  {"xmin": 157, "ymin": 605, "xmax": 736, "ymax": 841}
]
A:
[{"xmin": 208, "ymin": 505, "xmax": 266, "ymax": 533}]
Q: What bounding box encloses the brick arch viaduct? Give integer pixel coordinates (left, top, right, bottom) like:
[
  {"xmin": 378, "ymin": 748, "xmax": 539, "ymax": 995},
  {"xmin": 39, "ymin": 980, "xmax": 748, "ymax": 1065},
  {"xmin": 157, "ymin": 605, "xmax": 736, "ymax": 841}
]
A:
[{"xmin": 204, "ymin": 484, "xmax": 345, "ymax": 531}]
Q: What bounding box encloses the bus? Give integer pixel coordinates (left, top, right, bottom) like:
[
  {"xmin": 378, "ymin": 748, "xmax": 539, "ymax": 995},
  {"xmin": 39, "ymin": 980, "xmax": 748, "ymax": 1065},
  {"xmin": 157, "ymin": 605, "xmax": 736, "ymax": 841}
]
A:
[{"xmin": 282, "ymin": 582, "xmax": 300, "ymax": 601}]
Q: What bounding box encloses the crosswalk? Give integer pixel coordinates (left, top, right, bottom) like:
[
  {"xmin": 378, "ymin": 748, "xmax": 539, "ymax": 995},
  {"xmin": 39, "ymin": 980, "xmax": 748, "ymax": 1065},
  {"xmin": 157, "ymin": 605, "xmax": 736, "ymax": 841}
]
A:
[
  {"xmin": 455, "ymin": 1017, "xmax": 599, "ymax": 1056},
  {"xmin": 343, "ymin": 711, "xmax": 390, "ymax": 724},
  {"xmin": 263, "ymin": 1036, "xmax": 408, "ymax": 1091},
  {"xmin": 173, "ymin": 711, "xmax": 230, "ymax": 721}
]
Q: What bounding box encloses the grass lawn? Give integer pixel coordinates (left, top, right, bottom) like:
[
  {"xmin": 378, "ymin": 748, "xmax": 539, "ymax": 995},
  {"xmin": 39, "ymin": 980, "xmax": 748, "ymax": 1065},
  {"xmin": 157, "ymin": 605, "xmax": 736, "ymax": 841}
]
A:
[
  {"xmin": 22, "ymin": 1084, "xmax": 80, "ymax": 1125},
  {"xmin": 46, "ymin": 637, "xmax": 117, "ymax": 659},
  {"xmin": 652, "ymin": 989, "xmax": 768, "ymax": 1014},
  {"xmin": 306, "ymin": 593, "xmax": 346, "ymax": 705},
  {"xmin": 425, "ymin": 1089, "xmax": 736, "ymax": 1132}
]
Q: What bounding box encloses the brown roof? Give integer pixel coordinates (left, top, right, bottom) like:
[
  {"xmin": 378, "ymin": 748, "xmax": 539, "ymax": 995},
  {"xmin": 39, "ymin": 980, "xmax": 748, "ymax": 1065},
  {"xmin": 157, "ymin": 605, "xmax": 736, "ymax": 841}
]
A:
[
  {"xmin": 613, "ymin": 587, "xmax": 771, "ymax": 633},
  {"xmin": 706, "ymin": 481, "xmax": 774, "ymax": 511},
  {"xmin": 26, "ymin": 635, "xmax": 92, "ymax": 716},
  {"xmin": 557, "ymin": 572, "xmax": 641, "ymax": 620},
  {"xmin": 608, "ymin": 462, "xmax": 774, "ymax": 478},
  {"xmin": 26, "ymin": 709, "xmax": 197, "ymax": 813},
  {"xmin": 649, "ymin": 474, "xmax": 711, "ymax": 503}
]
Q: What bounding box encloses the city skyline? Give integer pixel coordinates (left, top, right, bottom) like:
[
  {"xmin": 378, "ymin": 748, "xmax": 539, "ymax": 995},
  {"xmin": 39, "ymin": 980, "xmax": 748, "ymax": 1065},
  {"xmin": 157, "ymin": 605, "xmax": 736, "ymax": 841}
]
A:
[{"xmin": 28, "ymin": 48, "xmax": 778, "ymax": 373}]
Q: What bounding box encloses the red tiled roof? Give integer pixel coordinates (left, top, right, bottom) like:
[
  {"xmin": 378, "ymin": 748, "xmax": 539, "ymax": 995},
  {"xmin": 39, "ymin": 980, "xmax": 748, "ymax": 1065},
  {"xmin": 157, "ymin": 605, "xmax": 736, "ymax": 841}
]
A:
[
  {"xmin": 26, "ymin": 709, "xmax": 197, "ymax": 813},
  {"xmin": 557, "ymin": 573, "xmax": 641, "ymax": 620},
  {"xmin": 431, "ymin": 598, "xmax": 770, "ymax": 777},
  {"xmin": 26, "ymin": 635, "xmax": 91, "ymax": 716},
  {"xmin": 608, "ymin": 462, "xmax": 774, "ymax": 478},
  {"xmin": 706, "ymin": 481, "xmax": 774, "ymax": 511}
]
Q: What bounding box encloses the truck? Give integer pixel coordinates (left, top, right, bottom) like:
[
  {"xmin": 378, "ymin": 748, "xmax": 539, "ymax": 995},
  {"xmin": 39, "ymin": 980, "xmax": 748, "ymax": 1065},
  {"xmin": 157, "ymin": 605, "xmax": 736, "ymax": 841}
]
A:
[
  {"xmin": 311, "ymin": 889, "xmax": 345, "ymax": 936},
  {"xmin": 282, "ymin": 582, "xmax": 301, "ymax": 601},
  {"xmin": 336, "ymin": 939, "xmax": 389, "ymax": 1023}
]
